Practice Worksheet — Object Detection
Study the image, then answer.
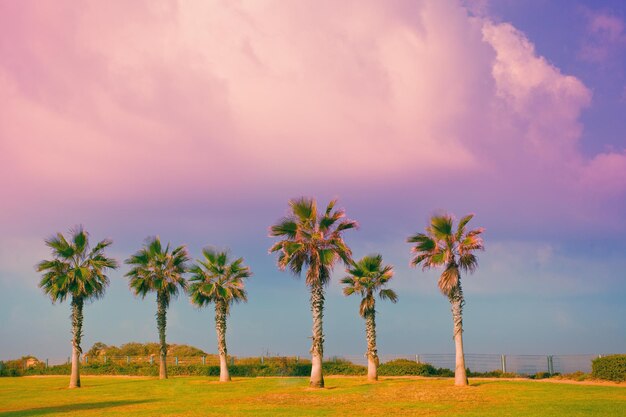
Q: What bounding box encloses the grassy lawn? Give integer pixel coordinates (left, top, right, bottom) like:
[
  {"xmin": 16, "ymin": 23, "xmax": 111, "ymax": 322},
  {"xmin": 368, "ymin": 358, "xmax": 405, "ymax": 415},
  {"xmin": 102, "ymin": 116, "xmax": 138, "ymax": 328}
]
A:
[{"xmin": 0, "ymin": 376, "xmax": 624, "ymax": 416}]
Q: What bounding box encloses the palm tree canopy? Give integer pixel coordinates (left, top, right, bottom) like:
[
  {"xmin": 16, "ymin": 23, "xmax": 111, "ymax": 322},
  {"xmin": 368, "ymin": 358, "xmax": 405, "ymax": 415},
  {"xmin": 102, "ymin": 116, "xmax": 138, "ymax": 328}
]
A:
[
  {"xmin": 269, "ymin": 197, "xmax": 357, "ymax": 287},
  {"xmin": 341, "ymin": 254, "xmax": 398, "ymax": 317},
  {"xmin": 188, "ymin": 247, "xmax": 251, "ymax": 310},
  {"xmin": 407, "ymin": 213, "xmax": 484, "ymax": 296},
  {"xmin": 37, "ymin": 226, "xmax": 119, "ymax": 303},
  {"xmin": 125, "ymin": 237, "xmax": 190, "ymax": 307}
]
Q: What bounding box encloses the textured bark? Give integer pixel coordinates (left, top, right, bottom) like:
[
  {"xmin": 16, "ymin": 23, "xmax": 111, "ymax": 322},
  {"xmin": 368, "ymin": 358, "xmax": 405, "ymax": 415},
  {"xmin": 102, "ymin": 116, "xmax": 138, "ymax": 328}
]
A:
[
  {"xmin": 449, "ymin": 281, "xmax": 468, "ymax": 386},
  {"xmin": 69, "ymin": 296, "xmax": 83, "ymax": 388},
  {"xmin": 215, "ymin": 300, "xmax": 231, "ymax": 382},
  {"xmin": 364, "ymin": 308, "xmax": 379, "ymax": 381},
  {"xmin": 309, "ymin": 283, "xmax": 325, "ymax": 388},
  {"xmin": 157, "ymin": 292, "xmax": 168, "ymax": 380}
]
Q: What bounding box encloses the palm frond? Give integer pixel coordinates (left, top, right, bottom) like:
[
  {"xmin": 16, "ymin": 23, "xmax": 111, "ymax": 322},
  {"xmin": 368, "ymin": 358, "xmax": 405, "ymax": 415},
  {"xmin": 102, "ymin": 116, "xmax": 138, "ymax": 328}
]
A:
[
  {"xmin": 455, "ymin": 214, "xmax": 474, "ymax": 242},
  {"xmin": 429, "ymin": 214, "xmax": 454, "ymax": 240},
  {"xmin": 458, "ymin": 253, "xmax": 478, "ymax": 273},
  {"xmin": 407, "ymin": 233, "xmax": 436, "ymax": 251},
  {"xmin": 325, "ymin": 199, "xmax": 336, "ymax": 216},
  {"xmin": 71, "ymin": 225, "xmax": 88, "ymax": 252},
  {"xmin": 438, "ymin": 263, "xmax": 459, "ymax": 296},
  {"xmin": 379, "ymin": 288, "xmax": 398, "ymax": 303},
  {"xmin": 289, "ymin": 197, "xmax": 315, "ymax": 223},
  {"xmin": 359, "ymin": 296, "xmax": 375, "ymax": 317},
  {"xmin": 336, "ymin": 219, "xmax": 358, "ymax": 232}
]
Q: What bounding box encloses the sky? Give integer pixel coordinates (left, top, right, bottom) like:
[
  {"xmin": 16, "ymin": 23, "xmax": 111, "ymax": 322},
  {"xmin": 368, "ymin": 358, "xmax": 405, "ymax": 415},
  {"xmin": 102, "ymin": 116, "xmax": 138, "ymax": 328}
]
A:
[{"xmin": 1, "ymin": 0, "xmax": 625, "ymax": 363}]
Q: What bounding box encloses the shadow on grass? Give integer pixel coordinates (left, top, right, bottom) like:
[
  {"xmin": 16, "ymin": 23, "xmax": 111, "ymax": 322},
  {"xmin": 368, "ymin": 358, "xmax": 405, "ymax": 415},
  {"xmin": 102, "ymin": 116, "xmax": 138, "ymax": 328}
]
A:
[{"xmin": 0, "ymin": 399, "xmax": 155, "ymax": 416}]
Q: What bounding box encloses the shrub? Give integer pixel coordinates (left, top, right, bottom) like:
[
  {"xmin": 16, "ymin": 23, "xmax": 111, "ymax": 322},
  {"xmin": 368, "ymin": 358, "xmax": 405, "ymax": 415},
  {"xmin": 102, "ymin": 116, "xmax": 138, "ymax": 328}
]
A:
[
  {"xmin": 1, "ymin": 356, "xmax": 44, "ymax": 377},
  {"xmin": 592, "ymin": 355, "xmax": 626, "ymax": 382},
  {"xmin": 322, "ymin": 360, "xmax": 366, "ymax": 376},
  {"xmin": 377, "ymin": 359, "xmax": 454, "ymax": 377},
  {"xmin": 84, "ymin": 342, "xmax": 208, "ymax": 358},
  {"xmin": 552, "ymin": 371, "xmax": 588, "ymax": 381},
  {"xmin": 528, "ymin": 371, "xmax": 553, "ymax": 380},
  {"xmin": 467, "ymin": 369, "xmax": 518, "ymax": 378}
]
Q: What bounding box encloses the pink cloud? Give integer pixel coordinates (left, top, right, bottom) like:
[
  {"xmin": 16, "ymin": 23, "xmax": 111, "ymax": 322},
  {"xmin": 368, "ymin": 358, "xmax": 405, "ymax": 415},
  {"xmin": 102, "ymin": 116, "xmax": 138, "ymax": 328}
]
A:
[
  {"xmin": 578, "ymin": 9, "xmax": 626, "ymax": 62},
  {"xmin": 583, "ymin": 151, "xmax": 626, "ymax": 194},
  {"xmin": 0, "ymin": 0, "xmax": 624, "ymax": 230}
]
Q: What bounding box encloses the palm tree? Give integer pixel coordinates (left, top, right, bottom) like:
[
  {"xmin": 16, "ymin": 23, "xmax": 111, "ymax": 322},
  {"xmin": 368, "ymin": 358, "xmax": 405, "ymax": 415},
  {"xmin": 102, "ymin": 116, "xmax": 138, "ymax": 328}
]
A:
[
  {"xmin": 188, "ymin": 248, "xmax": 252, "ymax": 382},
  {"xmin": 407, "ymin": 213, "xmax": 484, "ymax": 386},
  {"xmin": 341, "ymin": 254, "xmax": 398, "ymax": 381},
  {"xmin": 125, "ymin": 237, "xmax": 189, "ymax": 379},
  {"xmin": 37, "ymin": 226, "xmax": 118, "ymax": 388},
  {"xmin": 269, "ymin": 197, "xmax": 357, "ymax": 388}
]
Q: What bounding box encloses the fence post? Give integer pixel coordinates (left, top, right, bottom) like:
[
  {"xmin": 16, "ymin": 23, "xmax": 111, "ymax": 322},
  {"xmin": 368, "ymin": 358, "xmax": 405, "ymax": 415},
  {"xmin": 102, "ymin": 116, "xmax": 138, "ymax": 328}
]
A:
[
  {"xmin": 85, "ymin": 356, "xmax": 88, "ymax": 365},
  {"xmin": 202, "ymin": 356, "xmax": 206, "ymax": 365},
  {"xmin": 104, "ymin": 356, "xmax": 107, "ymax": 364},
  {"xmin": 126, "ymin": 356, "xmax": 130, "ymax": 365},
  {"xmin": 546, "ymin": 356, "xmax": 555, "ymax": 375},
  {"xmin": 295, "ymin": 355, "xmax": 299, "ymax": 364},
  {"xmin": 261, "ymin": 356, "xmax": 264, "ymax": 365},
  {"xmin": 175, "ymin": 357, "xmax": 178, "ymax": 366},
  {"xmin": 45, "ymin": 359, "xmax": 48, "ymax": 369},
  {"xmin": 416, "ymin": 354, "xmax": 420, "ymax": 364},
  {"xmin": 150, "ymin": 356, "xmax": 153, "ymax": 365},
  {"xmin": 501, "ymin": 355, "xmax": 507, "ymax": 373}
]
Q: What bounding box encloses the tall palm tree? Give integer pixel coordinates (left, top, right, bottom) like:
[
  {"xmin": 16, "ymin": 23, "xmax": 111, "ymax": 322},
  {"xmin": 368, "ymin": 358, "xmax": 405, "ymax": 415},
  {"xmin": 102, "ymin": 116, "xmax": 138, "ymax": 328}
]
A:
[
  {"xmin": 37, "ymin": 226, "xmax": 118, "ymax": 388},
  {"xmin": 407, "ymin": 213, "xmax": 484, "ymax": 386},
  {"xmin": 188, "ymin": 248, "xmax": 251, "ymax": 382},
  {"xmin": 269, "ymin": 197, "xmax": 357, "ymax": 388},
  {"xmin": 125, "ymin": 237, "xmax": 189, "ymax": 380},
  {"xmin": 341, "ymin": 254, "xmax": 398, "ymax": 381}
]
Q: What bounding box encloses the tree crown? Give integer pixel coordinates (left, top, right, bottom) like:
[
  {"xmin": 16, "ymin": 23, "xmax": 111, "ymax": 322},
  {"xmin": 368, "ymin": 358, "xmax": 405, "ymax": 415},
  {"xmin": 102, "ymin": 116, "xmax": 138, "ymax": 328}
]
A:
[
  {"xmin": 37, "ymin": 226, "xmax": 118, "ymax": 303},
  {"xmin": 269, "ymin": 197, "xmax": 357, "ymax": 287},
  {"xmin": 341, "ymin": 254, "xmax": 398, "ymax": 316},
  {"xmin": 188, "ymin": 247, "xmax": 251, "ymax": 311},
  {"xmin": 125, "ymin": 236, "xmax": 190, "ymax": 307},
  {"xmin": 407, "ymin": 213, "xmax": 484, "ymax": 296}
]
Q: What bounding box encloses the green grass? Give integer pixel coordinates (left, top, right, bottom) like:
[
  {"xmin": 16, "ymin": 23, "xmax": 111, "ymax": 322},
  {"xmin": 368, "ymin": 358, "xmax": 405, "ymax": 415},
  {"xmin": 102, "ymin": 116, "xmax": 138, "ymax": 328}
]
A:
[{"xmin": 0, "ymin": 376, "xmax": 624, "ymax": 416}]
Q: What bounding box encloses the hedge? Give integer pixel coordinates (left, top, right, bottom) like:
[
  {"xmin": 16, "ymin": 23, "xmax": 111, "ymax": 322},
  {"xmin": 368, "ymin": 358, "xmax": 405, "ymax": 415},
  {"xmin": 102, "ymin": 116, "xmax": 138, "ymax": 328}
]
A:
[
  {"xmin": 378, "ymin": 359, "xmax": 450, "ymax": 376},
  {"xmin": 5, "ymin": 357, "xmax": 498, "ymax": 379},
  {"xmin": 3, "ymin": 360, "xmax": 364, "ymax": 378},
  {"xmin": 592, "ymin": 355, "xmax": 626, "ymax": 382}
]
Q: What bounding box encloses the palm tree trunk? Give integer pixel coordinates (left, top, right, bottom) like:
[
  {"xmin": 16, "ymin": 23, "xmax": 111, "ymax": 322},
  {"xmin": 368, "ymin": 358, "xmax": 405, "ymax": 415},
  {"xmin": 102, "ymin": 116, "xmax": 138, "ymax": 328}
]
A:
[
  {"xmin": 156, "ymin": 292, "xmax": 168, "ymax": 380},
  {"xmin": 364, "ymin": 308, "xmax": 378, "ymax": 381},
  {"xmin": 449, "ymin": 282, "xmax": 468, "ymax": 386},
  {"xmin": 309, "ymin": 282, "xmax": 325, "ymax": 388},
  {"xmin": 69, "ymin": 296, "xmax": 83, "ymax": 388},
  {"xmin": 215, "ymin": 299, "xmax": 231, "ymax": 382}
]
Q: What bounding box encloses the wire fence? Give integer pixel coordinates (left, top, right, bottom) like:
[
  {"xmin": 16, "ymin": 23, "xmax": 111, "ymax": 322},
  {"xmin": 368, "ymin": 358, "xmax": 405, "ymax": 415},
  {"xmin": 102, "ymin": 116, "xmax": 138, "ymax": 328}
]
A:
[
  {"xmin": 29, "ymin": 352, "xmax": 614, "ymax": 375},
  {"xmin": 340, "ymin": 353, "xmax": 610, "ymax": 374}
]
